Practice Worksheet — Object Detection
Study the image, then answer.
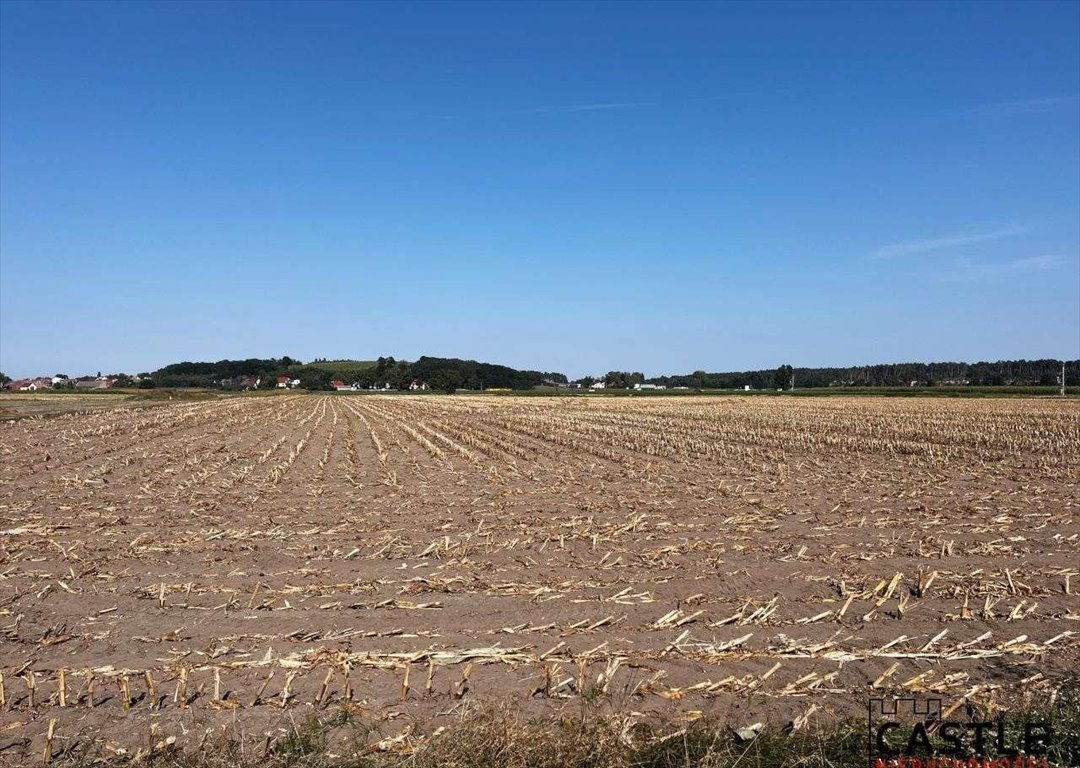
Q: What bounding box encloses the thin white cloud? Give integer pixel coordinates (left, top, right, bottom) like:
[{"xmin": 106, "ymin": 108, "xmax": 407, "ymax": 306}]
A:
[
  {"xmin": 1008, "ymin": 254, "xmax": 1064, "ymax": 271},
  {"xmin": 970, "ymin": 95, "xmax": 1079, "ymax": 116},
  {"xmin": 871, "ymin": 225, "xmax": 1027, "ymax": 259},
  {"xmin": 507, "ymin": 101, "xmax": 657, "ymax": 115},
  {"xmin": 935, "ymin": 254, "xmax": 1068, "ymax": 281},
  {"xmin": 440, "ymin": 92, "xmax": 768, "ymax": 121},
  {"xmin": 431, "ymin": 100, "xmax": 659, "ymax": 121}
]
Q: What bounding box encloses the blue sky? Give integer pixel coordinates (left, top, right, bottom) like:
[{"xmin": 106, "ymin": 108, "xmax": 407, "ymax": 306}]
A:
[{"xmin": 1, "ymin": 0, "xmax": 1078, "ymax": 378}]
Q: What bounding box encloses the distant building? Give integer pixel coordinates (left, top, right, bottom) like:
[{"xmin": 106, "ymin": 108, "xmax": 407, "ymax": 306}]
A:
[
  {"xmin": 331, "ymin": 380, "xmax": 356, "ymax": 391},
  {"xmin": 589, "ymin": 381, "xmax": 606, "ymax": 390},
  {"xmin": 75, "ymin": 377, "xmax": 113, "ymax": 390},
  {"xmin": 218, "ymin": 376, "xmax": 259, "ymax": 390},
  {"xmin": 408, "ymin": 380, "xmax": 429, "ymax": 391},
  {"xmin": 633, "ymin": 383, "xmax": 665, "ymax": 390},
  {"xmin": 276, "ymin": 375, "xmax": 300, "ymax": 389},
  {"xmin": 7, "ymin": 377, "xmax": 51, "ymax": 390}
]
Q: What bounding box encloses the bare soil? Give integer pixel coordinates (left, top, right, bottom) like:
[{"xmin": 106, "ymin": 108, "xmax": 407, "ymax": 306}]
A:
[{"xmin": 1, "ymin": 394, "xmax": 1077, "ymax": 763}]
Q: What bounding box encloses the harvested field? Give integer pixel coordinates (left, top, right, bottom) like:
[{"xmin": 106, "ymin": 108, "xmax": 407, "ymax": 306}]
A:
[
  {"xmin": 0, "ymin": 394, "xmax": 1077, "ymax": 763},
  {"xmin": 0, "ymin": 394, "xmax": 144, "ymax": 421}
]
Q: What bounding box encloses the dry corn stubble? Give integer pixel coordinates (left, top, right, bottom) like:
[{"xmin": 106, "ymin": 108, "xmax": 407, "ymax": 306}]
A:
[{"xmin": 0, "ymin": 393, "xmax": 1077, "ymax": 763}]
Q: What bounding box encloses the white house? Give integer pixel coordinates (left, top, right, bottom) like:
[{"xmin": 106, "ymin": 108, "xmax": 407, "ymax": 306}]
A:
[
  {"xmin": 21, "ymin": 378, "xmax": 53, "ymax": 390},
  {"xmin": 589, "ymin": 381, "xmax": 606, "ymax": 390}
]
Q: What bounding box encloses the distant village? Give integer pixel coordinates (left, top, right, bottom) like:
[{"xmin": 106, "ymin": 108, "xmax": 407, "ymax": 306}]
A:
[
  {"xmin": 550, "ymin": 381, "xmax": 686, "ymax": 391},
  {"xmin": 1, "ymin": 373, "xmax": 438, "ymax": 392},
  {"xmin": 4, "ymin": 357, "xmax": 1072, "ymax": 394},
  {"xmin": 2, "ymin": 372, "xmax": 692, "ymax": 393},
  {"xmin": 0, "ymin": 373, "xmax": 990, "ymax": 393},
  {"xmin": 3, "ymin": 374, "xmax": 125, "ymax": 391},
  {"xmin": 214, "ymin": 375, "xmax": 435, "ymax": 391}
]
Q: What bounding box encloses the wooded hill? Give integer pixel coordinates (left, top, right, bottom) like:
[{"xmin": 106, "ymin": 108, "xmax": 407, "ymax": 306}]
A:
[
  {"xmin": 149, "ymin": 356, "xmax": 566, "ymax": 391},
  {"xmin": 144, "ymin": 357, "xmax": 1078, "ymax": 391}
]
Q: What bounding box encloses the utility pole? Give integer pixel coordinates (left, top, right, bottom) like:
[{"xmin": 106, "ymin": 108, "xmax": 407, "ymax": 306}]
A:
[
  {"xmin": 790, "ymin": 371, "xmax": 795, "ymax": 391},
  {"xmin": 1062, "ymin": 362, "xmax": 1066, "ymax": 397}
]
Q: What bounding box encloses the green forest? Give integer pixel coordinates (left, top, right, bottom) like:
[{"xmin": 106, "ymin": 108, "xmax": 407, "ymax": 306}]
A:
[
  {"xmin": 647, "ymin": 359, "xmax": 1079, "ymax": 390},
  {"xmin": 135, "ymin": 356, "xmax": 1080, "ymax": 392},
  {"xmin": 147, "ymin": 356, "xmax": 567, "ymax": 391}
]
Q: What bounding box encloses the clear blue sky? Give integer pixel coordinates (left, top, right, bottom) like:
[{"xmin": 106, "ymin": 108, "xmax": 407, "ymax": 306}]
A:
[{"xmin": 1, "ymin": 0, "xmax": 1078, "ymax": 379}]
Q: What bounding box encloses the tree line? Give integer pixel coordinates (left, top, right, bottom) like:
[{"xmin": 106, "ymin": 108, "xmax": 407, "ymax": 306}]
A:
[
  {"xmin": 146, "ymin": 356, "xmax": 566, "ymax": 392},
  {"xmin": 149, "ymin": 357, "xmax": 300, "ymax": 388},
  {"xmin": 11, "ymin": 356, "xmax": 1071, "ymax": 393},
  {"xmin": 646, "ymin": 359, "xmax": 1079, "ymax": 389}
]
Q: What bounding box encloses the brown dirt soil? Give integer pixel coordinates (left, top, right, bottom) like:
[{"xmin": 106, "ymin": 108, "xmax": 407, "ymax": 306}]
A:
[{"xmin": 0, "ymin": 394, "xmax": 1077, "ymax": 763}]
